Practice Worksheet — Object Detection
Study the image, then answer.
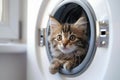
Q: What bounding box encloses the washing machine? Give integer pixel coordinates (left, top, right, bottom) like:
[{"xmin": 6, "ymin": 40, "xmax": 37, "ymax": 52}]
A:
[{"xmin": 27, "ymin": 0, "xmax": 120, "ymax": 80}]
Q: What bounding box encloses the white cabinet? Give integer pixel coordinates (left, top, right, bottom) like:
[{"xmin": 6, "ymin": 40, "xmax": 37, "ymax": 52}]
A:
[{"xmin": 0, "ymin": 0, "xmax": 19, "ymax": 40}]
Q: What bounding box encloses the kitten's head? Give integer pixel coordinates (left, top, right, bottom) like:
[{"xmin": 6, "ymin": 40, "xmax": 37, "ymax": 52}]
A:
[{"xmin": 49, "ymin": 16, "xmax": 88, "ymax": 54}]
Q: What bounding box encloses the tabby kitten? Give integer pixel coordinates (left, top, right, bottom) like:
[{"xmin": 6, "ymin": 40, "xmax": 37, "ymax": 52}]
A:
[{"xmin": 49, "ymin": 16, "xmax": 88, "ymax": 74}]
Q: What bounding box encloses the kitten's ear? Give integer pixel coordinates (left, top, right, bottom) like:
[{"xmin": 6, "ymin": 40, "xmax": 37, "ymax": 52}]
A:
[
  {"xmin": 74, "ymin": 17, "xmax": 87, "ymax": 31},
  {"xmin": 49, "ymin": 16, "xmax": 61, "ymax": 31}
]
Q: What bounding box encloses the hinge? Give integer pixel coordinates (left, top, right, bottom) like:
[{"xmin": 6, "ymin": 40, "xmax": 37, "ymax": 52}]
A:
[
  {"xmin": 39, "ymin": 28, "xmax": 46, "ymax": 47},
  {"xmin": 96, "ymin": 20, "xmax": 109, "ymax": 47}
]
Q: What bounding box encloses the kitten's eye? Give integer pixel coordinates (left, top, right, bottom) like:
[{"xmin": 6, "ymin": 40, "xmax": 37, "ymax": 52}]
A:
[
  {"xmin": 57, "ymin": 35, "xmax": 62, "ymax": 41},
  {"xmin": 69, "ymin": 35, "xmax": 76, "ymax": 41}
]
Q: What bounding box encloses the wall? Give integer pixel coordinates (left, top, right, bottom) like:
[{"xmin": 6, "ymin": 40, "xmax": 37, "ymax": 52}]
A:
[{"xmin": 0, "ymin": 54, "xmax": 26, "ymax": 80}]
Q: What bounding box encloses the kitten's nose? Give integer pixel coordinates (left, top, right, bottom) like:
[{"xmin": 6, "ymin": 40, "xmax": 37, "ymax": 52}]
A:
[
  {"xmin": 63, "ymin": 43, "xmax": 68, "ymax": 48},
  {"xmin": 62, "ymin": 39, "xmax": 69, "ymax": 47},
  {"xmin": 63, "ymin": 43, "xmax": 67, "ymax": 47}
]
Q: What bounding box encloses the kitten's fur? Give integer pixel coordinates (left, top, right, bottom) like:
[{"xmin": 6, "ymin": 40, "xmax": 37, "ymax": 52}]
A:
[{"xmin": 49, "ymin": 15, "xmax": 88, "ymax": 74}]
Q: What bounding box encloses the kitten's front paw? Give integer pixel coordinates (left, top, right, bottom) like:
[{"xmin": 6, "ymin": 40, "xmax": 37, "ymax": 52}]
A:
[
  {"xmin": 49, "ymin": 61, "xmax": 60, "ymax": 74},
  {"xmin": 49, "ymin": 64, "xmax": 59, "ymax": 74},
  {"xmin": 63, "ymin": 62, "xmax": 73, "ymax": 71}
]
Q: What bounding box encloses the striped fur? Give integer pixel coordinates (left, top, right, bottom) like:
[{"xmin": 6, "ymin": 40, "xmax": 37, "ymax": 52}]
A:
[{"xmin": 49, "ymin": 16, "xmax": 88, "ymax": 74}]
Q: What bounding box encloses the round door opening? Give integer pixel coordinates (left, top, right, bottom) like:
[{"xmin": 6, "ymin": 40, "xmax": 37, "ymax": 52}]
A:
[{"xmin": 45, "ymin": 2, "xmax": 96, "ymax": 76}]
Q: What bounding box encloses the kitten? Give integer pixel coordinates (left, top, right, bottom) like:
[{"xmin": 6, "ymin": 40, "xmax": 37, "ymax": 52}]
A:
[{"xmin": 49, "ymin": 16, "xmax": 88, "ymax": 74}]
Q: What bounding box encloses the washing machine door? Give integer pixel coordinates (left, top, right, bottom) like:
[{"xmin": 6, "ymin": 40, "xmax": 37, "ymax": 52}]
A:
[
  {"xmin": 44, "ymin": 1, "xmax": 97, "ymax": 75},
  {"xmin": 27, "ymin": 0, "xmax": 120, "ymax": 80}
]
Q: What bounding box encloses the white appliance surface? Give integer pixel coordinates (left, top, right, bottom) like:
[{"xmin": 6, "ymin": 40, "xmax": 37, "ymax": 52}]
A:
[{"xmin": 27, "ymin": 0, "xmax": 120, "ymax": 80}]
